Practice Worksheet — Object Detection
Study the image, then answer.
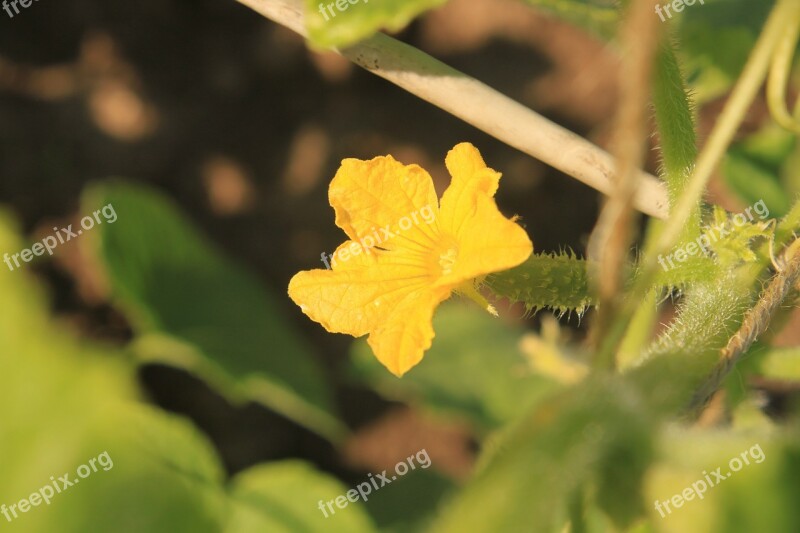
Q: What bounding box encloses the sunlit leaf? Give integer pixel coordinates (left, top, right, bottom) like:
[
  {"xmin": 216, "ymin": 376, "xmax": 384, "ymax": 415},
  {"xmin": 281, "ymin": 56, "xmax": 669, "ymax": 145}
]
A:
[
  {"xmin": 82, "ymin": 182, "xmax": 344, "ymax": 441},
  {"xmin": 304, "ymin": 0, "xmax": 448, "ymax": 48}
]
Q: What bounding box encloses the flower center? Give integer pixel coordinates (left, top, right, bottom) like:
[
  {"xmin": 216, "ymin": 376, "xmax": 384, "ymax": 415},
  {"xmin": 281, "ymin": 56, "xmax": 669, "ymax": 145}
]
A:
[
  {"xmin": 438, "ymin": 247, "xmax": 458, "ymax": 275},
  {"xmin": 429, "ymin": 234, "xmax": 459, "ymax": 278}
]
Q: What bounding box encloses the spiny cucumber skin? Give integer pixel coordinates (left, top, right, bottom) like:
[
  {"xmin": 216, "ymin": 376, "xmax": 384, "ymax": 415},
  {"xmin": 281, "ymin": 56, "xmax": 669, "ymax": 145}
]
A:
[
  {"xmin": 487, "ymin": 252, "xmax": 593, "ymax": 317},
  {"xmin": 487, "ymin": 252, "xmax": 723, "ymax": 318}
]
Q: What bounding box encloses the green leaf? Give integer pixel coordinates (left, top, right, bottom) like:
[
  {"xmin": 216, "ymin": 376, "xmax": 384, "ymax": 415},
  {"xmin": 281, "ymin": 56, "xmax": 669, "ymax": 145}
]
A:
[
  {"xmin": 775, "ymin": 197, "xmax": 800, "ymax": 249},
  {"xmin": 0, "ymin": 213, "xmax": 371, "ymax": 533},
  {"xmin": 82, "ymin": 181, "xmax": 345, "ymax": 442},
  {"xmin": 357, "ymin": 468, "xmax": 454, "ymax": 533},
  {"xmin": 701, "ymin": 205, "xmax": 774, "ymax": 267},
  {"xmin": 304, "ymin": 0, "xmax": 449, "ymax": 48},
  {"xmin": 734, "ymin": 125, "xmax": 797, "ymax": 172},
  {"xmin": 678, "ymin": 0, "xmax": 770, "ymax": 103},
  {"xmin": 645, "ymin": 429, "xmax": 800, "ymax": 532},
  {"xmin": 519, "ymin": 0, "xmax": 619, "ymax": 40},
  {"xmin": 649, "ymin": 254, "xmax": 719, "ymax": 288},
  {"xmin": 723, "ymin": 151, "xmax": 791, "ymax": 218},
  {"xmin": 124, "ymin": 405, "xmax": 226, "ymax": 491},
  {"xmin": 430, "ymin": 376, "xmax": 654, "ymax": 531},
  {"xmin": 226, "ymin": 462, "xmax": 376, "ymax": 533},
  {"xmin": 349, "ymin": 302, "xmax": 559, "ymax": 433},
  {"xmin": 758, "ymin": 346, "xmax": 800, "ymax": 380},
  {"xmin": 0, "ymin": 217, "xmax": 220, "ymax": 533}
]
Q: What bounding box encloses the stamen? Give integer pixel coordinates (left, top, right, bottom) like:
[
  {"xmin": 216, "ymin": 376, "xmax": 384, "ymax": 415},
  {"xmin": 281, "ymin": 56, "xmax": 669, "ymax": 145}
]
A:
[
  {"xmin": 439, "ymin": 248, "xmax": 458, "ymax": 275},
  {"xmin": 457, "ymin": 281, "xmax": 498, "ymax": 316}
]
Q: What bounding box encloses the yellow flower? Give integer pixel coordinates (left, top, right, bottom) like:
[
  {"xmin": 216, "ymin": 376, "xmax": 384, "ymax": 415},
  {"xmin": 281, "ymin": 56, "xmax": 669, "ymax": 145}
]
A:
[{"xmin": 288, "ymin": 143, "xmax": 533, "ymax": 376}]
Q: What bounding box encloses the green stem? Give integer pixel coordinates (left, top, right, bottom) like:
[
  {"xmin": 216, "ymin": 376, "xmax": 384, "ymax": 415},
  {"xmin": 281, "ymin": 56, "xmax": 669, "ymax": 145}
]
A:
[
  {"xmin": 652, "ymin": 42, "xmax": 699, "ymax": 213},
  {"xmin": 767, "ymin": 6, "xmax": 800, "ymax": 133},
  {"xmin": 567, "ymin": 488, "xmax": 586, "ymax": 533},
  {"xmin": 595, "ymin": 0, "xmax": 796, "ymax": 366},
  {"xmin": 644, "ymin": 0, "xmax": 795, "ymax": 268}
]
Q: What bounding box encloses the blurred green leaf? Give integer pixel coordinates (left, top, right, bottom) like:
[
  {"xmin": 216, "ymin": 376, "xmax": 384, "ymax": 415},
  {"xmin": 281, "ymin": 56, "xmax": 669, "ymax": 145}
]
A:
[
  {"xmin": 678, "ymin": 0, "xmax": 771, "ymax": 103},
  {"xmin": 304, "ymin": 0, "xmax": 448, "ymax": 48},
  {"xmin": 349, "ymin": 302, "xmax": 559, "ymax": 433},
  {"xmin": 520, "ymin": 0, "xmax": 619, "ymax": 39},
  {"xmin": 352, "ymin": 468, "xmax": 453, "ymax": 533},
  {"xmin": 644, "ymin": 429, "xmax": 800, "ymax": 533},
  {"xmin": 304, "ymin": 0, "xmax": 619, "ymax": 49},
  {"xmin": 722, "ymin": 125, "xmax": 796, "ymax": 220},
  {"xmin": 723, "ymin": 151, "xmax": 790, "ymax": 218},
  {"xmin": 82, "ymin": 181, "xmax": 344, "ymax": 442},
  {"xmin": 430, "ymin": 376, "xmax": 654, "ymax": 532},
  {"xmin": 0, "ymin": 212, "xmax": 372, "ymax": 532},
  {"xmin": 226, "ymin": 461, "xmax": 376, "ymax": 532},
  {"xmin": 0, "ymin": 214, "xmax": 221, "ymax": 533},
  {"xmin": 734, "ymin": 125, "xmax": 796, "ymax": 172},
  {"xmin": 758, "ymin": 346, "xmax": 800, "ymax": 380}
]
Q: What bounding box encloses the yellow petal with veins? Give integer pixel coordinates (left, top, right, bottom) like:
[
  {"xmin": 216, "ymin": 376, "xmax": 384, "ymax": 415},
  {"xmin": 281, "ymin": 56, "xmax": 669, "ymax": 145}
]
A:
[
  {"xmin": 367, "ymin": 286, "xmax": 451, "ymax": 377},
  {"xmin": 436, "ymin": 143, "xmax": 532, "ymax": 286},
  {"xmin": 329, "ymin": 156, "xmax": 440, "ymax": 253},
  {"xmin": 289, "ymin": 241, "xmax": 429, "ymax": 337}
]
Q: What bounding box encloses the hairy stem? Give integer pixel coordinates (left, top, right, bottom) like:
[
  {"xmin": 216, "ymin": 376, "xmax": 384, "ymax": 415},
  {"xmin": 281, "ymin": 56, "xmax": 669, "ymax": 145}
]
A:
[
  {"xmin": 652, "ymin": 41, "xmax": 701, "ymax": 242},
  {"xmin": 589, "ymin": 0, "xmax": 662, "ymax": 369},
  {"xmin": 596, "ymin": 0, "xmax": 795, "ymax": 365},
  {"xmin": 767, "ymin": 6, "xmax": 800, "ymax": 134},
  {"xmin": 692, "ymin": 239, "xmax": 800, "ymax": 409},
  {"xmin": 642, "ymin": 0, "xmax": 794, "ymax": 271}
]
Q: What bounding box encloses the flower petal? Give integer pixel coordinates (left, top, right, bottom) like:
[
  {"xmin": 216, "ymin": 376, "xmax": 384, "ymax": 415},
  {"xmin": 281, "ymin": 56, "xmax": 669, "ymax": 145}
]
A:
[
  {"xmin": 289, "ymin": 142, "xmax": 533, "ymax": 378},
  {"xmin": 367, "ymin": 286, "xmax": 451, "ymax": 377},
  {"xmin": 437, "ymin": 143, "xmax": 533, "ymax": 285},
  {"xmin": 439, "ymin": 195, "xmax": 533, "ymax": 286},
  {"xmin": 438, "ymin": 142, "xmax": 501, "ymax": 236},
  {"xmin": 288, "ymin": 241, "xmax": 431, "ymax": 337},
  {"xmin": 329, "ymin": 155, "xmax": 440, "ymax": 254}
]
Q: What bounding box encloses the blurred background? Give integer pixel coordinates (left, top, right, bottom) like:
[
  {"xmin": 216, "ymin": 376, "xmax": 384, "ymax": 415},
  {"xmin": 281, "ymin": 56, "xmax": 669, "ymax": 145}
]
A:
[
  {"xmin": 0, "ymin": 0, "xmax": 607, "ymax": 473},
  {"xmin": 2, "ymin": 0, "xmax": 800, "ymax": 531}
]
